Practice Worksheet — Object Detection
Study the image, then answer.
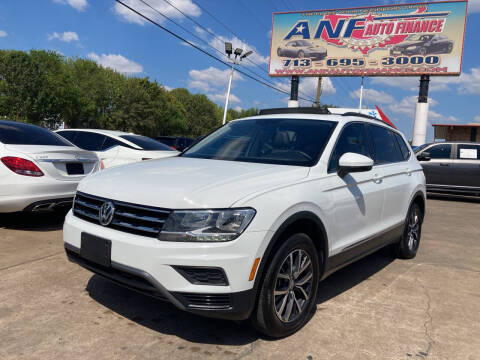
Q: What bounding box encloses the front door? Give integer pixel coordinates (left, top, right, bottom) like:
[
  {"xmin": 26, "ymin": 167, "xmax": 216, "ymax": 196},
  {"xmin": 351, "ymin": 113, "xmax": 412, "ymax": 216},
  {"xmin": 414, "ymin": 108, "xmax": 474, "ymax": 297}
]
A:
[
  {"xmin": 419, "ymin": 143, "xmax": 453, "ymax": 186},
  {"xmin": 326, "ymin": 122, "xmax": 385, "ymax": 255}
]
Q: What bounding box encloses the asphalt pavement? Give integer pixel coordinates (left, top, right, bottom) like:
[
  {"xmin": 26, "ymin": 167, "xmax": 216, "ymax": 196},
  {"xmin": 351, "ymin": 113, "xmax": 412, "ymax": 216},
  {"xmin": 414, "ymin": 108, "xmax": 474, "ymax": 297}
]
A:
[{"xmin": 0, "ymin": 196, "xmax": 479, "ymax": 360}]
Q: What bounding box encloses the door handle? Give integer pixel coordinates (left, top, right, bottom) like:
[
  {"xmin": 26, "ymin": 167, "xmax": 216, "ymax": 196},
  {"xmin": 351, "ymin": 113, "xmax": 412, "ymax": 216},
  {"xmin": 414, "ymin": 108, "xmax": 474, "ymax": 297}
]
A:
[
  {"xmin": 440, "ymin": 163, "xmax": 450, "ymax": 167},
  {"xmin": 372, "ymin": 174, "xmax": 383, "ymax": 184}
]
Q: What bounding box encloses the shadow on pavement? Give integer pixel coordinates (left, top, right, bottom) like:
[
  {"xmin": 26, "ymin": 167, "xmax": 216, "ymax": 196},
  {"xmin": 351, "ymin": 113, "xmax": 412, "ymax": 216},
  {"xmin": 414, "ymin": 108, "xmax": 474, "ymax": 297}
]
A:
[
  {"xmin": 427, "ymin": 193, "xmax": 480, "ymax": 204},
  {"xmin": 86, "ymin": 247, "xmax": 395, "ymax": 344},
  {"xmin": 0, "ymin": 209, "xmax": 68, "ymax": 231},
  {"xmin": 316, "ymin": 246, "xmax": 394, "ymax": 304},
  {"xmin": 86, "ymin": 274, "xmax": 259, "ymax": 345}
]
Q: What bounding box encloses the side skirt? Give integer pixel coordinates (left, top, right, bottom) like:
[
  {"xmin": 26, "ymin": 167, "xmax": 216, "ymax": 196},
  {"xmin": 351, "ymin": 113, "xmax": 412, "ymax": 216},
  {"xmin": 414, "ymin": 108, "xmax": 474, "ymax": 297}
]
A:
[{"xmin": 322, "ymin": 222, "xmax": 404, "ymax": 280}]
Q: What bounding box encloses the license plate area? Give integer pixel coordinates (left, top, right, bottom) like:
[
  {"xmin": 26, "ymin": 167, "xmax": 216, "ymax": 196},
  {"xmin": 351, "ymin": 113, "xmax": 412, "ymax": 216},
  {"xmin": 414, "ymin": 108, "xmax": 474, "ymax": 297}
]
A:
[
  {"xmin": 80, "ymin": 233, "xmax": 111, "ymax": 267},
  {"xmin": 66, "ymin": 162, "xmax": 84, "ymax": 175}
]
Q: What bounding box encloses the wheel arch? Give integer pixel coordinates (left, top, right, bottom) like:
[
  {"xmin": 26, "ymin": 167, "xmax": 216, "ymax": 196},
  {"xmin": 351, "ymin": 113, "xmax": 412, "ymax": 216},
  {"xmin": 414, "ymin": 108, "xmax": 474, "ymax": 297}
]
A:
[
  {"xmin": 411, "ymin": 190, "xmax": 426, "ymax": 218},
  {"xmin": 253, "ymin": 211, "xmax": 329, "ymax": 293}
]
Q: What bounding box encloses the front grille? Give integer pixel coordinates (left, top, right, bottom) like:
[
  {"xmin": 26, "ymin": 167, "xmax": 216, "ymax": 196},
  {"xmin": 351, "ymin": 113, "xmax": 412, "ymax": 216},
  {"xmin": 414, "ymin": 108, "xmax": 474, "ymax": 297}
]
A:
[
  {"xmin": 175, "ymin": 293, "xmax": 232, "ymax": 309},
  {"xmin": 173, "ymin": 266, "xmax": 229, "ymax": 286},
  {"xmin": 73, "ymin": 192, "xmax": 171, "ymax": 237}
]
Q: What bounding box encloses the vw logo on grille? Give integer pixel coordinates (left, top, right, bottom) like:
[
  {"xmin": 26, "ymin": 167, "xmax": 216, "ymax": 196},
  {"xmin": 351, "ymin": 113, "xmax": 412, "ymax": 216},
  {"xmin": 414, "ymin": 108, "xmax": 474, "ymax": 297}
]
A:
[{"xmin": 99, "ymin": 201, "xmax": 115, "ymax": 226}]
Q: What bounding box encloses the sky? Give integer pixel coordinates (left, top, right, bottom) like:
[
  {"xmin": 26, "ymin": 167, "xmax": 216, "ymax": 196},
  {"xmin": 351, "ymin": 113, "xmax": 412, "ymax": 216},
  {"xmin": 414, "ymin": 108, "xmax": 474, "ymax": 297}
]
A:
[{"xmin": 0, "ymin": 0, "xmax": 479, "ymax": 140}]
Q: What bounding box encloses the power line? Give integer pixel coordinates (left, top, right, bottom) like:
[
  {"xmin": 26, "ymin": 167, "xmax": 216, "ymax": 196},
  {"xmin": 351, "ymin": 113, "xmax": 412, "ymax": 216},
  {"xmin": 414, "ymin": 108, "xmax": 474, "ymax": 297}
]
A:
[
  {"xmin": 158, "ymin": 0, "xmax": 269, "ymax": 77},
  {"xmin": 135, "ymin": 0, "xmax": 309, "ymax": 103},
  {"xmin": 114, "ymin": 0, "xmax": 315, "ymax": 103},
  {"xmin": 237, "ymin": 0, "xmax": 271, "ymax": 32}
]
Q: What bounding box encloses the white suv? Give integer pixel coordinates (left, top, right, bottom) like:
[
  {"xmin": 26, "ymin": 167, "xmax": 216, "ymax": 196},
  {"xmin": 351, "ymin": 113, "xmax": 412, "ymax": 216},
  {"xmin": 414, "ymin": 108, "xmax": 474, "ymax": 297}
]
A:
[{"xmin": 64, "ymin": 109, "xmax": 426, "ymax": 337}]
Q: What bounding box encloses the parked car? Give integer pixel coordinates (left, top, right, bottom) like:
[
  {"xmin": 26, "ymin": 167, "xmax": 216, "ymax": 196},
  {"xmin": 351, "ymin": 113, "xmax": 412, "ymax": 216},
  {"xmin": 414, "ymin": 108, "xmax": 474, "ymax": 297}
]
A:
[
  {"xmin": 64, "ymin": 109, "xmax": 426, "ymax": 337},
  {"xmin": 155, "ymin": 136, "xmax": 194, "ymax": 152},
  {"xmin": 390, "ymin": 34, "xmax": 454, "ymax": 56},
  {"xmin": 415, "ymin": 142, "xmax": 480, "ymax": 196},
  {"xmin": 0, "ymin": 120, "xmax": 99, "ymax": 213},
  {"xmin": 56, "ymin": 129, "xmax": 179, "ymax": 168},
  {"xmin": 277, "ymin": 40, "xmax": 327, "ymax": 60}
]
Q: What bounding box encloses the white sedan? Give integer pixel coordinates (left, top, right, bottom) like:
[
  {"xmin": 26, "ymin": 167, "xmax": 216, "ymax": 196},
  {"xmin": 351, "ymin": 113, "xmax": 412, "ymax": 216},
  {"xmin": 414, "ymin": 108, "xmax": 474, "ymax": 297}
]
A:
[
  {"xmin": 55, "ymin": 129, "xmax": 179, "ymax": 168},
  {"xmin": 0, "ymin": 120, "xmax": 100, "ymax": 213}
]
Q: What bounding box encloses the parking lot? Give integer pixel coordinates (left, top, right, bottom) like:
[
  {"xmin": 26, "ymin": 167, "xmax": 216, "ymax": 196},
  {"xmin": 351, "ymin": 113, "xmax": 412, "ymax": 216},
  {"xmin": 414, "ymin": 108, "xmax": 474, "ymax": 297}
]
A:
[{"xmin": 0, "ymin": 197, "xmax": 479, "ymax": 360}]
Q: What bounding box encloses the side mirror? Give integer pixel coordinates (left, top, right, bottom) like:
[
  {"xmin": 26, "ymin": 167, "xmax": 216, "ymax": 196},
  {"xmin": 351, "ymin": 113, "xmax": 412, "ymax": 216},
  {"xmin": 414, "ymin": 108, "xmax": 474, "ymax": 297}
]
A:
[
  {"xmin": 338, "ymin": 153, "xmax": 374, "ymax": 177},
  {"xmin": 417, "ymin": 152, "xmax": 431, "ymax": 161}
]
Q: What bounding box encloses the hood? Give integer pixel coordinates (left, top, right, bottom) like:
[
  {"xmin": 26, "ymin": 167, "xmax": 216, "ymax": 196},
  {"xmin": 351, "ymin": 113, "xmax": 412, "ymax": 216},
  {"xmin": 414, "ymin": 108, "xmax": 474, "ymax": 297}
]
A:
[
  {"xmin": 395, "ymin": 41, "xmax": 424, "ymax": 49},
  {"xmin": 78, "ymin": 157, "xmax": 309, "ymax": 209}
]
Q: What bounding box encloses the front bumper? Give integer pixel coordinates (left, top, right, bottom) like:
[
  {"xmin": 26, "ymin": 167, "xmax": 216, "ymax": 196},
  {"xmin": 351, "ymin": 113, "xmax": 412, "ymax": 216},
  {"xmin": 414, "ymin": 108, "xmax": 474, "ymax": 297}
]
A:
[{"xmin": 63, "ymin": 211, "xmax": 269, "ymax": 320}]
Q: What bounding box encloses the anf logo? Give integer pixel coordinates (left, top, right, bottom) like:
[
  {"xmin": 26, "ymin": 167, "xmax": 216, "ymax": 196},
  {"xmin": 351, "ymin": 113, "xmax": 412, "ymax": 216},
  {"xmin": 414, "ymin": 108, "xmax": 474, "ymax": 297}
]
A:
[{"xmin": 99, "ymin": 201, "xmax": 115, "ymax": 226}]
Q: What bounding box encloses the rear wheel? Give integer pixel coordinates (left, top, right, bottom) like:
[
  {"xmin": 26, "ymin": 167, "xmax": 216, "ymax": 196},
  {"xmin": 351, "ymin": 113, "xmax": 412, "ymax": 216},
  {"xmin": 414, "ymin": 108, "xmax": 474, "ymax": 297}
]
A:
[
  {"xmin": 251, "ymin": 233, "xmax": 320, "ymax": 338},
  {"xmin": 396, "ymin": 203, "xmax": 423, "ymax": 259},
  {"xmin": 297, "ymin": 50, "xmax": 305, "ymax": 58}
]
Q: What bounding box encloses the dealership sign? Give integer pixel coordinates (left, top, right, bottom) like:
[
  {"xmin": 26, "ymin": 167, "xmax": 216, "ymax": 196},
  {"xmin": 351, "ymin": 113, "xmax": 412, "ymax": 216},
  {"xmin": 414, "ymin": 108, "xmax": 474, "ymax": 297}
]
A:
[{"xmin": 269, "ymin": 1, "xmax": 468, "ymax": 77}]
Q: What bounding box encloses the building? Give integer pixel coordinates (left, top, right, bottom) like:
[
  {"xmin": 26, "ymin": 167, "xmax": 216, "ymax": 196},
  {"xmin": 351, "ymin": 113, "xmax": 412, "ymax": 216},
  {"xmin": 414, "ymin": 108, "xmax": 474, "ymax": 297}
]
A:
[{"xmin": 432, "ymin": 124, "xmax": 480, "ymax": 142}]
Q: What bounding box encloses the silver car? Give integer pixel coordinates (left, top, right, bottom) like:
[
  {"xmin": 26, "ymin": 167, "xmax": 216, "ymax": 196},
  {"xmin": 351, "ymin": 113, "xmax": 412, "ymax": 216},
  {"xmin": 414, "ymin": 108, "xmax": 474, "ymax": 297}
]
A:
[
  {"xmin": 277, "ymin": 40, "xmax": 327, "ymax": 60},
  {"xmin": 415, "ymin": 142, "xmax": 480, "ymax": 196}
]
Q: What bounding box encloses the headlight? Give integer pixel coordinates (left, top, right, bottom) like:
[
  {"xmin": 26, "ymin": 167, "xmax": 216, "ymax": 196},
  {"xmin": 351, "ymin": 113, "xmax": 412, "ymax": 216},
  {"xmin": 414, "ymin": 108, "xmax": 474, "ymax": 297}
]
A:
[
  {"xmin": 158, "ymin": 208, "xmax": 256, "ymax": 242},
  {"xmin": 407, "ymin": 46, "xmax": 417, "ymax": 50}
]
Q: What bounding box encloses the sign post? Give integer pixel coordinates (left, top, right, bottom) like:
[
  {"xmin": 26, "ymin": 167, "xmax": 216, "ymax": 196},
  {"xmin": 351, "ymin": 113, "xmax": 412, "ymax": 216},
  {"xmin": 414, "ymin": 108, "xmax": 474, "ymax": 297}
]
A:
[{"xmin": 412, "ymin": 74, "xmax": 430, "ymax": 145}]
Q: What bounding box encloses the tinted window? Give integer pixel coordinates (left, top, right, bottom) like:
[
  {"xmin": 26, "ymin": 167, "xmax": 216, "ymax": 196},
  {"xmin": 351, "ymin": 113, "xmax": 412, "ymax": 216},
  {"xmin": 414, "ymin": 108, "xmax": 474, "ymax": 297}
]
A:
[
  {"xmin": 393, "ymin": 132, "xmax": 411, "ymax": 160},
  {"xmin": 456, "ymin": 144, "xmax": 480, "ymax": 160},
  {"xmin": 367, "ymin": 125, "xmax": 404, "ymax": 164},
  {"xmin": 426, "ymin": 144, "xmax": 452, "ymax": 159},
  {"xmin": 0, "ymin": 121, "xmax": 72, "ymax": 146},
  {"xmin": 328, "ymin": 123, "xmax": 371, "ymax": 172},
  {"xmin": 182, "ymin": 118, "xmax": 337, "ymax": 167},
  {"xmin": 297, "ymin": 40, "xmax": 313, "ymax": 47},
  {"xmin": 102, "ymin": 136, "xmax": 132, "ymax": 151},
  {"xmin": 72, "ymin": 132, "xmax": 106, "ymax": 151},
  {"xmin": 57, "ymin": 130, "xmax": 77, "ymax": 142},
  {"xmin": 120, "ymin": 135, "xmax": 174, "ymax": 151}
]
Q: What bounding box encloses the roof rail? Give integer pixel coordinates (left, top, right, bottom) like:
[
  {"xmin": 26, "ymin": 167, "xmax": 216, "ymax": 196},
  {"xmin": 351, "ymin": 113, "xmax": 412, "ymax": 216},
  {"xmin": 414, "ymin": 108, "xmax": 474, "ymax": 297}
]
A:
[
  {"xmin": 341, "ymin": 112, "xmax": 394, "ymax": 128},
  {"xmin": 258, "ymin": 107, "xmax": 331, "ymax": 116}
]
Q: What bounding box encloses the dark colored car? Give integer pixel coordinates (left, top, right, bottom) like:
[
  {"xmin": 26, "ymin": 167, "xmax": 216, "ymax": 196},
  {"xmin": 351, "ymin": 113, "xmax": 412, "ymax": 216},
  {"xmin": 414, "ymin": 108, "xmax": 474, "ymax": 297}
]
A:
[
  {"xmin": 155, "ymin": 136, "xmax": 194, "ymax": 151},
  {"xmin": 390, "ymin": 34, "xmax": 454, "ymax": 56},
  {"xmin": 415, "ymin": 142, "xmax": 480, "ymax": 196},
  {"xmin": 277, "ymin": 40, "xmax": 327, "ymax": 60}
]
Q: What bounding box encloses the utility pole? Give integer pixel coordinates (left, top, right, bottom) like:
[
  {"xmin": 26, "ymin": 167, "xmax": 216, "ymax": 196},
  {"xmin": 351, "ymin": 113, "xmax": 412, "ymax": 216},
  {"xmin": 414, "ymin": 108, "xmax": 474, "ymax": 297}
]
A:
[
  {"xmin": 315, "ymin": 77, "xmax": 323, "ymax": 107},
  {"xmin": 222, "ymin": 43, "xmax": 253, "ymax": 125},
  {"xmin": 359, "ymin": 76, "xmax": 365, "ymax": 110},
  {"xmin": 222, "ymin": 62, "xmax": 235, "ymax": 125},
  {"xmin": 412, "ymin": 75, "xmax": 430, "ymax": 146}
]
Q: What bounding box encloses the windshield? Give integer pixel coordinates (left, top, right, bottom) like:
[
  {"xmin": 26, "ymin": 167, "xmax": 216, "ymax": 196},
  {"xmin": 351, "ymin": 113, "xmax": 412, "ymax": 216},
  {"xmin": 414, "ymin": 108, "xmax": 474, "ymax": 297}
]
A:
[
  {"xmin": 413, "ymin": 143, "xmax": 430, "ymax": 153},
  {"xmin": 410, "ymin": 35, "xmax": 432, "ymax": 42},
  {"xmin": 0, "ymin": 121, "xmax": 73, "ymax": 146},
  {"xmin": 120, "ymin": 135, "xmax": 175, "ymax": 151},
  {"xmin": 182, "ymin": 118, "xmax": 337, "ymax": 166}
]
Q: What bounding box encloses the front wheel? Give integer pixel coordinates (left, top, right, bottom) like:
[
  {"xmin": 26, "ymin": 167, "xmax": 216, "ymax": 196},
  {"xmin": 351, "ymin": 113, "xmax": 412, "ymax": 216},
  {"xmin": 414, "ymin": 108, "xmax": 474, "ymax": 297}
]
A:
[
  {"xmin": 251, "ymin": 233, "xmax": 320, "ymax": 338},
  {"xmin": 395, "ymin": 203, "xmax": 424, "ymax": 259}
]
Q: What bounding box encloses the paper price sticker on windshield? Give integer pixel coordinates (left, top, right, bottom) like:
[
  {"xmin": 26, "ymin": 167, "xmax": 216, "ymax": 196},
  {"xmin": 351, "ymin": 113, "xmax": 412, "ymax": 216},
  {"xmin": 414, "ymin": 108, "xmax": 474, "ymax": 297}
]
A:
[
  {"xmin": 459, "ymin": 148, "xmax": 478, "ymax": 159},
  {"xmin": 269, "ymin": 1, "xmax": 468, "ymax": 77}
]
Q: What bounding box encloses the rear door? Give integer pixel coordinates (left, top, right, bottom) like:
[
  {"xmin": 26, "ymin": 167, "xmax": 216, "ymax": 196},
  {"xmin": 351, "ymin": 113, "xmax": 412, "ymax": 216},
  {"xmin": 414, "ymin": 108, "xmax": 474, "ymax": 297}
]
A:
[
  {"xmin": 366, "ymin": 124, "xmax": 412, "ymax": 229},
  {"xmin": 418, "ymin": 143, "xmax": 453, "ymax": 186},
  {"xmin": 450, "ymin": 143, "xmax": 480, "ymax": 188},
  {"xmin": 327, "ymin": 122, "xmax": 385, "ymax": 253}
]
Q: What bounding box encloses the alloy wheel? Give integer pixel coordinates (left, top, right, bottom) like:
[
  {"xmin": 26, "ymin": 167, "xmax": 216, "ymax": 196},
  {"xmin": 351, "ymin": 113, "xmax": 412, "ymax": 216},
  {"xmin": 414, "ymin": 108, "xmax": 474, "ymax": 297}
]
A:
[
  {"xmin": 407, "ymin": 206, "xmax": 421, "ymax": 251},
  {"xmin": 273, "ymin": 249, "xmax": 313, "ymax": 323}
]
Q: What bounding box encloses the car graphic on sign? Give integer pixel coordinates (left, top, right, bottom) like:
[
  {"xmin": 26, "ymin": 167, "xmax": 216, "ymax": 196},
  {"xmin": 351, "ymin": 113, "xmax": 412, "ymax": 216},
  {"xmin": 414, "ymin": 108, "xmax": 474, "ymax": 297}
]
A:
[
  {"xmin": 390, "ymin": 34, "xmax": 454, "ymax": 56},
  {"xmin": 277, "ymin": 40, "xmax": 328, "ymax": 60}
]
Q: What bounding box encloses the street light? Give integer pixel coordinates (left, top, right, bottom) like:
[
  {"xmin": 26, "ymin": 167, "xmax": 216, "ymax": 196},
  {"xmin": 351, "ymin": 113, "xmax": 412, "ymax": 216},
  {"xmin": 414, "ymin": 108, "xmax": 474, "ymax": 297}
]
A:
[{"xmin": 222, "ymin": 42, "xmax": 253, "ymax": 125}]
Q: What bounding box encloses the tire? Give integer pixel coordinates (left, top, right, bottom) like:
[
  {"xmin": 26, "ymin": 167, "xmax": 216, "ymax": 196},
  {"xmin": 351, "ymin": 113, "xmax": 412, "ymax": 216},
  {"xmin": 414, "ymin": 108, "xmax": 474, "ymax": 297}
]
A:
[
  {"xmin": 395, "ymin": 202, "xmax": 424, "ymax": 259},
  {"xmin": 297, "ymin": 50, "xmax": 305, "ymax": 58},
  {"xmin": 447, "ymin": 44, "xmax": 453, "ymax": 53},
  {"xmin": 420, "ymin": 48, "xmax": 427, "ymax": 56},
  {"xmin": 251, "ymin": 233, "xmax": 320, "ymax": 338}
]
